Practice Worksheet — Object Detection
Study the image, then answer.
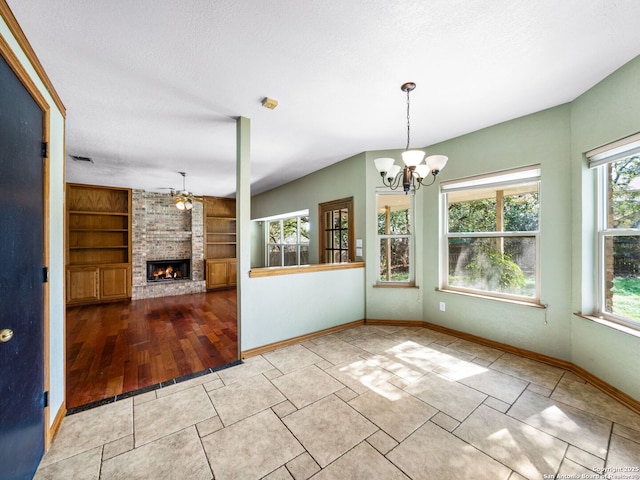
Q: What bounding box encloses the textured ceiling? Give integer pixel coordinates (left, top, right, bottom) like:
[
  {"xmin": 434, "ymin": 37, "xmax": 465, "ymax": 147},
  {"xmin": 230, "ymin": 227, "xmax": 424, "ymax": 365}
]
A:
[{"xmin": 6, "ymin": 0, "xmax": 640, "ymax": 197}]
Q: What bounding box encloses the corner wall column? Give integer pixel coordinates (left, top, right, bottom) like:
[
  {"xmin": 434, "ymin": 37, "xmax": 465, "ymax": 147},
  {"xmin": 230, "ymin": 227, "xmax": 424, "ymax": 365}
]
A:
[{"xmin": 236, "ymin": 116, "xmax": 250, "ymax": 358}]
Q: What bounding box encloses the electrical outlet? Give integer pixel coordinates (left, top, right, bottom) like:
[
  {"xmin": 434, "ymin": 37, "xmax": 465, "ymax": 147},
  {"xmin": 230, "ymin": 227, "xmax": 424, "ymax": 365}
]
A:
[{"xmin": 439, "ymin": 302, "xmax": 446, "ymax": 312}]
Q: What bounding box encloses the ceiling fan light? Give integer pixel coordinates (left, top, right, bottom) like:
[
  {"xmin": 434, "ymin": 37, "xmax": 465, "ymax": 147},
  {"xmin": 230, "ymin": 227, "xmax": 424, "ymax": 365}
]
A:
[
  {"xmin": 185, "ymin": 199, "xmax": 193, "ymax": 210},
  {"xmin": 374, "ymin": 157, "xmax": 395, "ymax": 174},
  {"xmin": 426, "ymin": 154, "xmax": 448, "ymax": 172},
  {"xmin": 401, "ymin": 150, "xmax": 425, "ymax": 167},
  {"xmin": 175, "ymin": 200, "xmax": 186, "ymax": 210}
]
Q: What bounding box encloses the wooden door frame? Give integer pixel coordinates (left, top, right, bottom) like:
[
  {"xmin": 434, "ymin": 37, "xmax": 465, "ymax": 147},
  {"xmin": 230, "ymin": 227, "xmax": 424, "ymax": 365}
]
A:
[
  {"xmin": 0, "ymin": 10, "xmax": 56, "ymax": 448},
  {"xmin": 318, "ymin": 196, "xmax": 355, "ymax": 263}
]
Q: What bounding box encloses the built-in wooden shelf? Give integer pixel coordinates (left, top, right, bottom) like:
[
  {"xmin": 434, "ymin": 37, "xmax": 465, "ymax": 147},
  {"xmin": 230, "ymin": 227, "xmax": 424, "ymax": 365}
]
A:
[
  {"xmin": 69, "ymin": 246, "xmax": 129, "ymax": 249},
  {"xmin": 204, "ymin": 196, "xmax": 236, "ymax": 289},
  {"xmin": 68, "ymin": 211, "xmax": 129, "ymax": 216},
  {"xmin": 66, "ymin": 184, "xmax": 132, "ymax": 305},
  {"xmin": 70, "ymin": 229, "xmax": 129, "ymax": 232}
]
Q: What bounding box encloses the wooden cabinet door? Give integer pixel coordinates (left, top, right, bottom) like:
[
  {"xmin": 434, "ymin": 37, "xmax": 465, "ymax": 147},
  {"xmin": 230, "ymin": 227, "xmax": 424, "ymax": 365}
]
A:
[
  {"xmin": 206, "ymin": 260, "xmax": 229, "ymax": 289},
  {"xmin": 227, "ymin": 260, "xmax": 237, "ymax": 286},
  {"xmin": 66, "ymin": 266, "xmax": 99, "ymax": 304},
  {"xmin": 100, "ymin": 264, "xmax": 131, "ymax": 300}
]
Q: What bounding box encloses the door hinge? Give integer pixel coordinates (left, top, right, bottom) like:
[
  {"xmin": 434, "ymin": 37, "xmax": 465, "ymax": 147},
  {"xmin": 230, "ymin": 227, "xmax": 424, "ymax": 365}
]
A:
[
  {"xmin": 41, "ymin": 142, "xmax": 48, "ymax": 158},
  {"xmin": 43, "ymin": 266, "xmax": 49, "ymax": 283},
  {"xmin": 43, "ymin": 391, "xmax": 49, "ymax": 408}
]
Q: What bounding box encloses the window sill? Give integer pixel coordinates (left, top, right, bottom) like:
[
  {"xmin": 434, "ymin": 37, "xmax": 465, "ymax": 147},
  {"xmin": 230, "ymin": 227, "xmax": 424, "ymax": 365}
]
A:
[
  {"xmin": 249, "ymin": 262, "xmax": 365, "ymax": 278},
  {"xmin": 374, "ymin": 284, "xmax": 419, "ymax": 289},
  {"xmin": 436, "ymin": 288, "xmax": 545, "ymax": 309},
  {"xmin": 574, "ymin": 313, "xmax": 640, "ymax": 339}
]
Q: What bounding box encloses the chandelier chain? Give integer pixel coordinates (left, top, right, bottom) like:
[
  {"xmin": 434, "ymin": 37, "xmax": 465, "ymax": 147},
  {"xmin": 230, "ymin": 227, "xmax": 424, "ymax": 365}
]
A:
[{"xmin": 406, "ymin": 88, "xmax": 411, "ymax": 151}]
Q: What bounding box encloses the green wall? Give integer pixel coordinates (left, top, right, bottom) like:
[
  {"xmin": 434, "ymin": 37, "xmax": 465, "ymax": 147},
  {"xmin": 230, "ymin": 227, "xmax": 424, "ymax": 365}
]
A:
[
  {"xmin": 252, "ymin": 152, "xmax": 367, "ymax": 265},
  {"xmin": 418, "ymin": 105, "xmax": 573, "ymax": 360},
  {"xmin": 247, "ymin": 54, "xmax": 640, "ymax": 400},
  {"xmin": 569, "ymin": 55, "xmax": 640, "ymax": 399}
]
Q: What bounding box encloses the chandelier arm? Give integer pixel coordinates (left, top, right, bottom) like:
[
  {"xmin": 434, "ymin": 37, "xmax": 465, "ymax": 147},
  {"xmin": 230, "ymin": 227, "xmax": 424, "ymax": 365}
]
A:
[
  {"xmin": 380, "ymin": 172, "xmax": 403, "ymax": 190},
  {"xmin": 389, "ymin": 174, "xmax": 402, "ymax": 190},
  {"xmin": 417, "ymin": 172, "xmax": 438, "ymax": 187}
]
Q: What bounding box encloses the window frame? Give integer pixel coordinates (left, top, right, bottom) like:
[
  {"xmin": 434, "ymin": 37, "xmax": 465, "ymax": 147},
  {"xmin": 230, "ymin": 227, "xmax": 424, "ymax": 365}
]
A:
[
  {"xmin": 376, "ymin": 189, "xmax": 415, "ymax": 286},
  {"xmin": 263, "ymin": 211, "xmax": 310, "ymax": 267},
  {"xmin": 590, "ymin": 141, "xmax": 640, "ymax": 329},
  {"xmin": 441, "ymin": 165, "xmax": 542, "ymax": 303},
  {"xmin": 318, "ymin": 197, "xmax": 354, "ymax": 264}
]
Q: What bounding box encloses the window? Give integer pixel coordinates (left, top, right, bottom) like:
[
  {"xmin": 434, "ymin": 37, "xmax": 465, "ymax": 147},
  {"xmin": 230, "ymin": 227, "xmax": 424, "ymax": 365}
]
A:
[
  {"xmin": 377, "ymin": 192, "xmax": 414, "ymax": 285},
  {"xmin": 442, "ymin": 166, "xmax": 541, "ymax": 301},
  {"xmin": 319, "ymin": 197, "xmax": 354, "ymax": 263},
  {"xmin": 587, "ymin": 134, "xmax": 640, "ymax": 327},
  {"xmin": 264, "ymin": 211, "xmax": 310, "ymax": 267}
]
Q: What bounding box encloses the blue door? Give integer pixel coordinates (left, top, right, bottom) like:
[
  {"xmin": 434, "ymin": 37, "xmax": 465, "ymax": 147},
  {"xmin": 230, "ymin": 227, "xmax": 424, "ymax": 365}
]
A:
[{"xmin": 0, "ymin": 50, "xmax": 46, "ymax": 479}]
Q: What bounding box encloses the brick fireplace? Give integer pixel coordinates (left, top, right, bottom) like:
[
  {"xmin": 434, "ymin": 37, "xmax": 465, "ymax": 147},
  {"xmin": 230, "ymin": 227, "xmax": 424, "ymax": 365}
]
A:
[{"xmin": 131, "ymin": 190, "xmax": 206, "ymax": 299}]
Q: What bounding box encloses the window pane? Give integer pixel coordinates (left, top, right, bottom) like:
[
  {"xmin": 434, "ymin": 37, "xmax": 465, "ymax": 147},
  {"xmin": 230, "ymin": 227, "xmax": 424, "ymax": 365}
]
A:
[
  {"xmin": 333, "ymin": 231, "xmax": 341, "ymax": 249},
  {"xmin": 448, "ymin": 198, "xmax": 496, "ymax": 232},
  {"xmin": 332, "ymin": 210, "xmax": 341, "ymax": 228},
  {"xmin": 608, "ymin": 156, "xmax": 640, "ymax": 229},
  {"xmin": 448, "ymin": 237, "xmax": 536, "ymax": 297},
  {"xmin": 604, "ymin": 235, "xmax": 640, "ymax": 321},
  {"xmin": 268, "ymin": 244, "xmax": 282, "ymax": 267},
  {"xmin": 341, "ymin": 209, "xmax": 349, "ymax": 229},
  {"xmin": 268, "ymin": 221, "xmax": 281, "ymax": 243},
  {"xmin": 282, "ymin": 218, "xmax": 298, "ymax": 244},
  {"xmin": 379, "ymin": 237, "xmax": 410, "ymax": 282},
  {"xmin": 300, "ymin": 245, "xmax": 309, "ymax": 265},
  {"xmin": 300, "ymin": 216, "xmax": 310, "ymax": 244},
  {"xmin": 283, "ymin": 245, "xmax": 298, "ymax": 266},
  {"xmin": 448, "ymin": 181, "xmax": 539, "ymax": 233},
  {"xmin": 377, "ymin": 194, "xmax": 411, "ymax": 235},
  {"xmin": 504, "ymin": 190, "xmax": 539, "ymax": 232}
]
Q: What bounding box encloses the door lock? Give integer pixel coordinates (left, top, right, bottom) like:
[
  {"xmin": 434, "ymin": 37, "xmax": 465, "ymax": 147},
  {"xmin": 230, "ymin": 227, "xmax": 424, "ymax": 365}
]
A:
[{"xmin": 0, "ymin": 329, "xmax": 14, "ymax": 343}]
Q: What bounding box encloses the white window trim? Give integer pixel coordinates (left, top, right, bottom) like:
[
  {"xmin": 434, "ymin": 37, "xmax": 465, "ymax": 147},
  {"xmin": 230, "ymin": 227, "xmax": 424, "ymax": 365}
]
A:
[
  {"xmin": 376, "ymin": 189, "xmax": 416, "ymax": 286},
  {"xmin": 593, "ymin": 160, "xmax": 640, "ymax": 330},
  {"xmin": 441, "ymin": 165, "xmax": 541, "ymax": 303},
  {"xmin": 263, "ymin": 210, "xmax": 310, "ymax": 267}
]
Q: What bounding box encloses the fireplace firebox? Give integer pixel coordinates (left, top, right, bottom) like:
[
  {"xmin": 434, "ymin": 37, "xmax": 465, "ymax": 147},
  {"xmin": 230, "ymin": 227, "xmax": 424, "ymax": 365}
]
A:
[{"xmin": 147, "ymin": 259, "xmax": 191, "ymax": 282}]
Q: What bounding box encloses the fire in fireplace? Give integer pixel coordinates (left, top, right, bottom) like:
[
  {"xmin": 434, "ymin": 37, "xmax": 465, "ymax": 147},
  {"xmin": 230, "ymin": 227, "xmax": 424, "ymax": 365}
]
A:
[{"xmin": 147, "ymin": 259, "xmax": 191, "ymax": 282}]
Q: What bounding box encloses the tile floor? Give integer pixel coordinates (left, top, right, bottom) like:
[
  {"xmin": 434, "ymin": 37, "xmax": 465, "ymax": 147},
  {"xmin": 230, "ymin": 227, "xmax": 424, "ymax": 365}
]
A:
[{"xmin": 35, "ymin": 325, "xmax": 640, "ymax": 480}]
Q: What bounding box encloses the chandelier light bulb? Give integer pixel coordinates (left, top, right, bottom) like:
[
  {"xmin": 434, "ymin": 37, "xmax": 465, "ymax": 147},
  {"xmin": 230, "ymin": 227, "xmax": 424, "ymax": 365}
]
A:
[
  {"xmin": 374, "ymin": 157, "xmax": 395, "ymax": 174},
  {"xmin": 414, "ymin": 164, "xmax": 431, "ymax": 179},
  {"xmin": 401, "ymin": 150, "xmax": 425, "ymax": 167},
  {"xmin": 426, "ymin": 154, "xmax": 448, "ymax": 172},
  {"xmin": 386, "ymin": 164, "xmax": 402, "ymax": 181}
]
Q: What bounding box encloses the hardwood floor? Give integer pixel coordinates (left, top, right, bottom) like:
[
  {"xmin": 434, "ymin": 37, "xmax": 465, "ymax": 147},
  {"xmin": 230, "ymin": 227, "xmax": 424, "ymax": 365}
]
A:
[{"xmin": 66, "ymin": 289, "xmax": 238, "ymax": 409}]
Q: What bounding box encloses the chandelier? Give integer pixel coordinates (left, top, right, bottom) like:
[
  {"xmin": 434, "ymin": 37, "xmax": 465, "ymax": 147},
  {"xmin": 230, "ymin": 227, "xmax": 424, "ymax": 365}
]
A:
[
  {"xmin": 171, "ymin": 172, "xmax": 199, "ymax": 210},
  {"xmin": 374, "ymin": 82, "xmax": 448, "ymax": 193}
]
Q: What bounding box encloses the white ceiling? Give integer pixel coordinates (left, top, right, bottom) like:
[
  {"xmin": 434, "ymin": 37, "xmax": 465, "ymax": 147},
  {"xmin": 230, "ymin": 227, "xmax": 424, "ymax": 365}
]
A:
[{"xmin": 7, "ymin": 1, "xmax": 640, "ymax": 197}]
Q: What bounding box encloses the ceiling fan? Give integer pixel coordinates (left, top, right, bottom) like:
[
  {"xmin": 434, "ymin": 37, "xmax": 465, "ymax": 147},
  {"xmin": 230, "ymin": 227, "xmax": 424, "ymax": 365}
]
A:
[{"xmin": 171, "ymin": 172, "xmax": 202, "ymax": 210}]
